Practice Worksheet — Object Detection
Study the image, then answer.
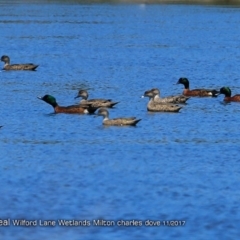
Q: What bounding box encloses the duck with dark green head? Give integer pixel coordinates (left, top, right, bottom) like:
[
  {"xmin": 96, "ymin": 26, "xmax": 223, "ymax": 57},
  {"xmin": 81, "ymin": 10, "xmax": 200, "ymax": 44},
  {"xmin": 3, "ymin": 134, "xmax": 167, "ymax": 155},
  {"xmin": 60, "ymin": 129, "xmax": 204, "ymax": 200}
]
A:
[
  {"xmin": 176, "ymin": 77, "xmax": 219, "ymax": 97},
  {"xmin": 1, "ymin": 55, "xmax": 38, "ymax": 71},
  {"xmin": 38, "ymin": 94, "xmax": 99, "ymax": 114},
  {"xmin": 219, "ymin": 87, "xmax": 240, "ymax": 102}
]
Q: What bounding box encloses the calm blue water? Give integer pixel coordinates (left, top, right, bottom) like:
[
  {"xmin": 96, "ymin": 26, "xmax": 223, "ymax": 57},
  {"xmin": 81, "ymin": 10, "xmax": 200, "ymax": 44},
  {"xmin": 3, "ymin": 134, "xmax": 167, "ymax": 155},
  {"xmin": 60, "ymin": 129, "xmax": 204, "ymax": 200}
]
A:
[{"xmin": 0, "ymin": 2, "xmax": 240, "ymax": 239}]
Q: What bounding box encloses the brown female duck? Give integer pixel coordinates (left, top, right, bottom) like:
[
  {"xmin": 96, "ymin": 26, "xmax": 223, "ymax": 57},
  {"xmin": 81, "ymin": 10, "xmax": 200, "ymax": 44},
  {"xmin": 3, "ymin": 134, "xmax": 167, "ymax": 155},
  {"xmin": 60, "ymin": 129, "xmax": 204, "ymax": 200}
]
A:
[
  {"xmin": 75, "ymin": 89, "xmax": 119, "ymax": 108},
  {"xmin": 38, "ymin": 95, "xmax": 99, "ymax": 114},
  {"xmin": 176, "ymin": 78, "xmax": 219, "ymax": 97},
  {"xmin": 97, "ymin": 108, "xmax": 141, "ymax": 126},
  {"xmin": 143, "ymin": 90, "xmax": 182, "ymax": 112},
  {"xmin": 219, "ymin": 87, "xmax": 240, "ymax": 102},
  {"xmin": 1, "ymin": 55, "xmax": 38, "ymax": 71},
  {"xmin": 150, "ymin": 88, "xmax": 189, "ymax": 104}
]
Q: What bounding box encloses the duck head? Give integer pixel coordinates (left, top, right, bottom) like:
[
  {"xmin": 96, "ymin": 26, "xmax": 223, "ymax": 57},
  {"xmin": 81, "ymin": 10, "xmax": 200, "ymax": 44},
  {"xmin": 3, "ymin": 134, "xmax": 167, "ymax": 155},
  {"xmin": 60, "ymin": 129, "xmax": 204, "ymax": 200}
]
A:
[
  {"xmin": 176, "ymin": 78, "xmax": 189, "ymax": 88},
  {"xmin": 151, "ymin": 88, "xmax": 160, "ymax": 96},
  {"xmin": 38, "ymin": 94, "xmax": 58, "ymax": 107},
  {"xmin": 75, "ymin": 90, "xmax": 88, "ymax": 100},
  {"xmin": 220, "ymin": 87, "xmax": 231, "ymax": 97},
  {"xmin": 97, "ymin": 108, "xmax": 109, "ymax": 119},
  {"xmin": 1, "ymin": 55, "xmax": 10, "ymax": 64},
  {"xmin": 142, "ymin": 90, "xmax": 154, "ymax": 99}
]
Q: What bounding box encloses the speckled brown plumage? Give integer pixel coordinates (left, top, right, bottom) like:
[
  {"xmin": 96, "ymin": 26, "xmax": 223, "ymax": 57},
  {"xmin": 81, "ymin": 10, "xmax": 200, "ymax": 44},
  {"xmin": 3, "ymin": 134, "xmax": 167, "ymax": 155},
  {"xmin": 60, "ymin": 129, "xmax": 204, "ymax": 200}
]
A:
[
  {"xmin": 143, "ymin": 90, "xmax": 182, "ymax": 112},
  {"xmin": 75, "ymin": 89, "xmax": 119, "ymax": 108},
  {"xmin": 1, "ymin": 55, "xmax": 38, "ymax": 71},
  {"xmin": 150, "ymin": 88, "xmax": 189, "ymax": 104},
  {"xmin": 97, "ymin": 108, "xmax": 141, "ymax": 126}
]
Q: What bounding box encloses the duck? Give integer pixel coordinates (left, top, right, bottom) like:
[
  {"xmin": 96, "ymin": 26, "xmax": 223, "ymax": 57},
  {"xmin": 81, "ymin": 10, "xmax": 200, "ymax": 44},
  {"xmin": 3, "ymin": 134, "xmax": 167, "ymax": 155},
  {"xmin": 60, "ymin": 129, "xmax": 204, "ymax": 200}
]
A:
[
  {"xmin": 75, "ymin": 89, "xmax": 119, "ymax": 108},
  {"xmin": 38, "ymin": 94, "xmax": 99, "ymax": 114},
  {"xmin": 176, "ymin": 77, "xmax": 219, "ymax": 97},
  {"xmin": 143, "ymin": 90, "xmax": 182, "ymax": 112},
  {"xmin": 149, "ymin": 88, "xmax": 189, "ymax": 104},
  {"xmin": 97, "ymin": 108, "xmax": 141, "ymax": 126},
  {"xmin": 1, "ymin": 55, "xmax": 38, "ymax": 71},
  {"xmin": 219, "ymin": 87, "xmax": 240, "ymax": 102}
]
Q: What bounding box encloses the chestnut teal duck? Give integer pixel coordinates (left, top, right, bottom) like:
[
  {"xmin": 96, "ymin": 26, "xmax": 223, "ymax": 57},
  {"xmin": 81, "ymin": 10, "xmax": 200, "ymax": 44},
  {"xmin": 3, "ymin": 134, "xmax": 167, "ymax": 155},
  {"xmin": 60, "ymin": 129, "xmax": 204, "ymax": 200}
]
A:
[
  {"xmin": 176, "ymin": 78, "xmax": 219, "ymax": 97},
  {"xmin": 219, "ymin": 87, "xmax": 240, "ymax": 102},
  {"xmin": 75, "ymin": 89, "xmax": 119, "ymax": 108},
  {"xmin": 143, "ymin": 90, "xmax": 182, "ymax": 112},
  {"xmin": 1, "ymin": 55, "xmax": 38, "ymax": 71},
  {"xmin": 150, "ymin": 88, "xmax": 189, "ymax": 104},
  {"xmin": 38, "ymin": 95, "xmax": 99, "ymax": 114},
  {"xmin": 97, "ymin": 108, "xmax": 141, "ymax": 126}
]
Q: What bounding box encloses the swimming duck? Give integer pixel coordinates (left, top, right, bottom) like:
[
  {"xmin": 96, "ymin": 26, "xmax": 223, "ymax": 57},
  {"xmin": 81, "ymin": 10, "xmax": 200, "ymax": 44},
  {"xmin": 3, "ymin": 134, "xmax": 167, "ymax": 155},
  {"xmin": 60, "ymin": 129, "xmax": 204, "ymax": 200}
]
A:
[
  {"xmin": 75, "ymin": 89, "xmax": 119, "ymax": 108},
  {"xmin": 176, "ymin": 78, "xmax": 219, "ymax": 97},
  {"xmin": 143, "ymin": 90, "xmax": 182, "ymax": 112},
  {"xmin": 1, "ymin": 55, "xmax": 38, "ymax": 71},
  {"xmin": 150, "ymin": 88, "xmax": 189, "ymax": 104},
  {"xmin": 38, "ymin": 94, "xmax": 99, "ymax": 114},
  {"xmin": 219, "ymin": 87, "xmax": 240, "ymax": 102},
  {"xmin": 97, "ymin": 108, "xmax": 141, "ymax": 126}
]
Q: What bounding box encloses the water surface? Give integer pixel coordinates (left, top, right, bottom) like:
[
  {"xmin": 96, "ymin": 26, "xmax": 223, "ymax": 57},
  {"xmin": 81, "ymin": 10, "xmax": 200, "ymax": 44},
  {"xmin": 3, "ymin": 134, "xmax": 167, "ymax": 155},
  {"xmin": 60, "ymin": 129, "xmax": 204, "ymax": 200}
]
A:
[{"xmin": 0, "ymin": 2, "xmax": 240, "ymax": 240}]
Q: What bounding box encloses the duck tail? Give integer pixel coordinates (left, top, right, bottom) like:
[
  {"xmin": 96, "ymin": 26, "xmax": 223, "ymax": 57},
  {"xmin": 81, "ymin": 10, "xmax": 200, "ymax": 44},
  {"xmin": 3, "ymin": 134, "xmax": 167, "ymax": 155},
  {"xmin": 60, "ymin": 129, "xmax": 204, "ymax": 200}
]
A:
[
  {"xmin": 110, "ymin": 101, "xmax": 120, "ymax": 108},
  {"xmin": 31, "ymin": 65, "xmax": 39, "ymax": 71},
  {"xmin": 133, "ymin": 119, "xmax": 141, "ymax": 126}
]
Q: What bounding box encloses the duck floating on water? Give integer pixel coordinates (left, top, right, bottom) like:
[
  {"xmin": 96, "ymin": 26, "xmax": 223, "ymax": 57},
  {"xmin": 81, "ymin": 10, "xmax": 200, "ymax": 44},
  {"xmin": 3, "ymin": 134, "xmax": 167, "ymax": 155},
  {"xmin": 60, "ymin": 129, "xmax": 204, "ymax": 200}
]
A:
[
  {"xmin": 176, "ymin": 77, "xmax": 219, "ymax": 97},
  {"xmin": 143, "ymin": 90, "xmax": 182, "ymax": 112},
  {"xmin": 149, "ymin": 88, "xmax": 189, "ymax": 104},
  {"xmin": 219, "ymin": 87, "xmax": 240, "ymax": 102},
  {"xmin": 1, "ymin": 55, "xmax": 38, "ymax": 71},
  {"xmin": 75, "ymin": 89, "xmax": 119, "ymax": 108},
  {"xmin": 38, "ymin": 94, "xmax": 99, "ymax": 114},
  {"xmin": 97, "ymin": 108, "xmax": 141, "ymax": 126}
]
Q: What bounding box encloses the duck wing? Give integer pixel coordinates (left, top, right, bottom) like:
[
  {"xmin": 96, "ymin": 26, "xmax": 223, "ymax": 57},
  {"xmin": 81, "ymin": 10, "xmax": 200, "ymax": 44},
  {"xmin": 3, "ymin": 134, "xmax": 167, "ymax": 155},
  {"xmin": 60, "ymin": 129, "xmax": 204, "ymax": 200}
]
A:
[
  {"xmin": 147, "ymin": 102, "xmax": 182, "ymax": 112},
  {"xmin": 81, "ymin": 100, "xmax": 119, "ymax": 108},
  {"xmin": 88, "ymin": 98, "xmax": 112, "ymax": 103},
  {"xmin": 192, "ymin": 88, "xmax": 219, "ymax": 97},
  {"xmin": 155, "ymin": 95, "xmax": 189, "ymax": 104},
  {"xmin": 105, "ymin": 118, "xmax": 141, "ymax": 126},
  {"xmin": 164, "ymin": 95, "xmax": 190, "ymax": 103},
  {"xmin": 64, "ymin": 103, "xmax": 99, "ymax": 114},
  {"xmin": 113, "ymin": 117, "xmax": 136, "ymax": 121},
  {"xmin": 4, "ymin": 63, "xmax": 38, "ymax": 71}
]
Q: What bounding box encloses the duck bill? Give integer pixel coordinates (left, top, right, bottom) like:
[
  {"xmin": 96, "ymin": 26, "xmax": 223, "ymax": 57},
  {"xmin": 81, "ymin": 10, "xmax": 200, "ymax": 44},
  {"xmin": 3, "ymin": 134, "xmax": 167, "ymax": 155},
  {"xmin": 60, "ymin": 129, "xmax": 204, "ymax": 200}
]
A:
[
  {"xmin": 37, "ymin": 96, "xmax": 44, "ymax": 100},
  {"xmin": 74, "ymin": 95, "xmax": 80, "ymax": 99},
  {"xmin": 142, "ymin": 90, "xmax": 153, "ymax": 98}
]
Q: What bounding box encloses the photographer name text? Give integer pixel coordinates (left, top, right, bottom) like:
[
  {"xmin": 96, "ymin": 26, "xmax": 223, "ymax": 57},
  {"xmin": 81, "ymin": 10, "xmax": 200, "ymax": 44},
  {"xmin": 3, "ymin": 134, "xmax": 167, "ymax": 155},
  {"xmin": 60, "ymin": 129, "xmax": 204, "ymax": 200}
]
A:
[{"xmin": 0, "ymin": 219, "xmax": 185, "ymax": 227}]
